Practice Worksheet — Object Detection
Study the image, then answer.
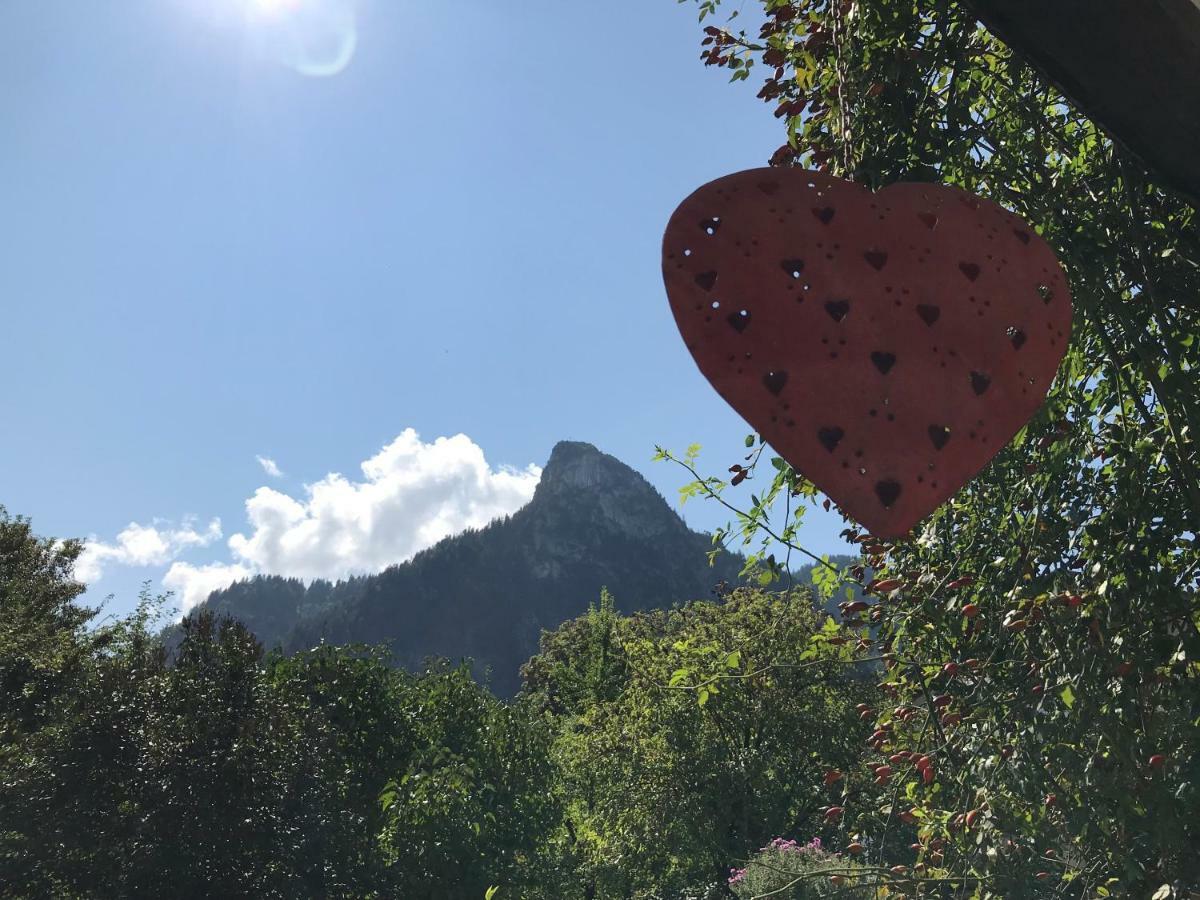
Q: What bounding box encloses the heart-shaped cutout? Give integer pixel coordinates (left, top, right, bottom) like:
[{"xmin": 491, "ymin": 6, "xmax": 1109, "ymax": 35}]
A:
[{"xmin": 662, "ymin": 168, "xmax": 1072, "ymax": 538}]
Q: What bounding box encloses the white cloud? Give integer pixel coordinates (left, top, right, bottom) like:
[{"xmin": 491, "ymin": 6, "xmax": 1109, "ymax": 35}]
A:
[
  {"xmin": 74, "ymin": 518, "xmax": 222, "ymax": 585},
  {"xmin": 257, "ymin": 455, "xmax": 284, "ymax": 478},
  {"xmin": 226, "ymin": 429, "xmax": 540, "ymax": 582},
  {"xmin": 163, "ymin": 561, "xmax": 254, "ymax": 615},
  {"xmin": 95, "ymin": 429, "xmax": 541, "ymax": 615}
]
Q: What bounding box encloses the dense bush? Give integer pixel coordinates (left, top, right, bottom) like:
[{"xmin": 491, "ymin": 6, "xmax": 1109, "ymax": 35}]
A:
[
  {"xmin": 522, "ymin": 588, "xmax": 873, "ymax": 899},
  {"xmin": 2, "ymin": 504, "xmax": 874, "ymax": 899},
  {"xmin": 729, "ymin": 838, "xmax": 877, "ymax": 899},
  {"xmin": 0, "ymin": 505, "xmax": 561, "ymax": 898}
]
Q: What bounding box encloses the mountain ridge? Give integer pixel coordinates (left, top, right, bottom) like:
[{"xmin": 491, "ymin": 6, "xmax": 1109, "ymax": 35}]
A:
[
  {"xmin": 186, "ymin": 441, "xmax": 842, "ymax": 695},
  {"xmin": 188, "ymin": 441, "xmax": 748, "ymax": 696}
]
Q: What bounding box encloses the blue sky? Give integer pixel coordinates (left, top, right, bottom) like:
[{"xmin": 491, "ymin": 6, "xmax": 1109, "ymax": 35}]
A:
[{"xmin": 2, "ymin": 0, "xmax": 852, "ymax": 621}]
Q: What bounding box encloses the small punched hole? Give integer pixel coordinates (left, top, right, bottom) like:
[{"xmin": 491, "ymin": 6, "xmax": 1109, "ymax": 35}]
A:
[
  {"xmin": 864, "ymin": 250, "xmax": 888, "ymax": 271},
  {"xmin": 762, "ymin": 371, "xmax": 788, "ymax": 396},
  {"xmin": 917, "ymin": 304, "xmax": 941, "ymax": 326},
  {"xmin": 825, "ymin": 300, "xmax": 850, "ymax": 322},
  {"xmin": 870, "ymin": 351, "xmax": 897, "ymax": 375},
  {"xmin": 875, "ymin": 480, "xmax": 901, "ymax": 507},
  {"xmin": 817, "ymin": 427, "xmax": 844, "ymax": 453},
  {"xmin": 727, "ymin": 310, "xmax": 751, "ymax": 333}
]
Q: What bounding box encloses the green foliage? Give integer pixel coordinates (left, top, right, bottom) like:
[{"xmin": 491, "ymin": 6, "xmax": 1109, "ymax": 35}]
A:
[
  {"xmin": 0, "ymin": 505, "xmax": 93, "ymax": 736},
  {"xmin": 654, "ymin": 443, "xmax": 824, "ymax": 589},
  {"xmin": 525, "ymin": 586, "xmax": 872, "ymax": 899},
  {"xmin": 377, "ymin": 662, "xmax": 562, "ymax": 899},
  {"xmin": 520, "ymin": 588, "xmax": 629, "ymax": 717},
  {"xmin": 677, "ymin": 0, "xmax": 1200, "ymax": 894},
  {"xmin": 3, "ymin": 598, "xmax": 410, "ymax": 897},
  {"xmin": 1, "ymin": 500, "xmax": 873, "ymax": 897},
  {"xmin": 0, "ymin": 510, "xmax": 559, "ymax": 898}
]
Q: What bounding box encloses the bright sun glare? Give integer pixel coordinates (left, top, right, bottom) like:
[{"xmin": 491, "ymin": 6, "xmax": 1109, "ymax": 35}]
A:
[
  {"xmin": 196, "ymin": 0, "xmax": 358, "ymax": 77},
  {"xmin": 250, "ymin": 0, "xmax": 301, "ymax": 16}
]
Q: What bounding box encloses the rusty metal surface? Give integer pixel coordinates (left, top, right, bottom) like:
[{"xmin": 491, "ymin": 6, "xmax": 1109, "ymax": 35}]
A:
[
  {"xmin": 662, "ymin": 168, "xmax": 1072, "ymax": 538},
  {"xmin": 967, "ymin": 0, "xmax": 1200, "ymax": 205}
]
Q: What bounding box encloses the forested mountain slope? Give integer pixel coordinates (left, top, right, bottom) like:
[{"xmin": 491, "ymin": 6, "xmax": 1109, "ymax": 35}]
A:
[{"xmin": 189, "ymin": 441, "xmax": 853, "ymax": 695}]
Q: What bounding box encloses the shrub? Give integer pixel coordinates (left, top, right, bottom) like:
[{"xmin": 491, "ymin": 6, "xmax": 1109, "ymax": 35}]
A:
[{"xmin": 728, "ymin": 838, "xmax": 878, "ymax": 899}]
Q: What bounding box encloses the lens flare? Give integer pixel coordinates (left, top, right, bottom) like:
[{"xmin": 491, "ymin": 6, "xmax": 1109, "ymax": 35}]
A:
[{"xmin": 248, "ymin": 0, "xmax": 358, "ymax": 77}]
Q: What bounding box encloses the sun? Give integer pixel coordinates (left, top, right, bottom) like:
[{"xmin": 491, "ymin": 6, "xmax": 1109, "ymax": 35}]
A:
[
  {"xmin": 249, "ymin": 0, "xmax": 302, "ymax": 18},
  {"xmin": 181, "ymin": 0, "xmax": 358, "ymax": 77}
]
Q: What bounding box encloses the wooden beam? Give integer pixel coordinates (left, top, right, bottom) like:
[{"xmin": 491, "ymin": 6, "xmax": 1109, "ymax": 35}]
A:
[{"xmin": 967, "ymin": 0, "xmax": 1200, "ymax": 204}]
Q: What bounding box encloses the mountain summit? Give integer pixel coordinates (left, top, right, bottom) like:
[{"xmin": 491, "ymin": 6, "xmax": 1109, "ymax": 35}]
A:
[
  {"xmin": 190, "ymin": 441, "xmax": 744, "ymax": 695},
  {"xmin": 537, "ymin": 440, "xmax": 682, "ymax": 530}
]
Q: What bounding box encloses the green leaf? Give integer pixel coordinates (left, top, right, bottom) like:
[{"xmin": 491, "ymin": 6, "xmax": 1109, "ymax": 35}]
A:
[{"xmin": 1060, "ymin": 685, "xmax": 1076, "ymax": 709}]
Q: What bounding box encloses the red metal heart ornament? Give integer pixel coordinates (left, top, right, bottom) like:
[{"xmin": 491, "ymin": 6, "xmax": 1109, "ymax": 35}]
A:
[{"xmin": 662, "ymin": 168, "xmax": 1072, "ymax": 538}]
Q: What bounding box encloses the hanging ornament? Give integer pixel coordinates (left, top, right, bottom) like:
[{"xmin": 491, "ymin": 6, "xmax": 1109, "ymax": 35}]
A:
[{"xmin": 662, "ymin": 168, "xmax": 1072, "ymax": 538}]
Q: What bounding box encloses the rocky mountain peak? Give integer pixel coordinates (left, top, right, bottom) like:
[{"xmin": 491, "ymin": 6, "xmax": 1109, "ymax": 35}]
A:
[
  {"xmin": 538, "ymin": 441, "xmax": 643, "ymax": 490},
  {"xmin": 531, "ymin": 441, "xmax": 686, "ymax": 539}
]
